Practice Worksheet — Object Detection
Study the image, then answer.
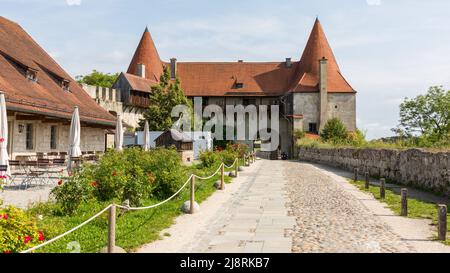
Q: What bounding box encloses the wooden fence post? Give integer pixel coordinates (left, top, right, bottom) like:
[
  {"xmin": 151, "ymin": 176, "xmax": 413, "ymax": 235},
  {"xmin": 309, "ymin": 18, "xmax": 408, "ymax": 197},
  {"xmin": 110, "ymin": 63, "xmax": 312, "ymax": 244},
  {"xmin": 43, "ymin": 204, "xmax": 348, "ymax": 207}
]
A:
[
  {"xmin": 190, "ymin": 176, "xmax": 196, "ymax": 214},
  {"xmin": 220, "ymin": 164, "xmax": 225, "ymax": 190},
  {"xmin": 438, "ymin": 205, "xmax": 447, "ymax": 241},
  {"xmin": 354, "ymin": 168, "xmax": 359, "ymax": 182},
  {"xmin": 107, "ymin": 204, "xmax": 116, "ymax": 253},
  {"xmin": 365, "ymin": 172, "xmax": 370, "ymax": 189},
  {"xmin": 380, "ymin": 178, "xmax": 386, "ymax": 199},
  {"xmin": 401, "ymin": 188, "xmax": 408, "ymax": 216},
  {"xmin": 235, "ymin": 158, "xmax": 238, "ymax": 177}
]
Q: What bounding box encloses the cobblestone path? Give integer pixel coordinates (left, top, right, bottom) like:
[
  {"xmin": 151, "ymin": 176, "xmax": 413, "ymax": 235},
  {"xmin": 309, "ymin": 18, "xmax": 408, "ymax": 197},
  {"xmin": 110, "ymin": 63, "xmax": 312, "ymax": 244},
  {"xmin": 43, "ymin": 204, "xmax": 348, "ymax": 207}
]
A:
[{"xmin": 285, "ymin": 161, "xmax": 415, "ymax": 253}]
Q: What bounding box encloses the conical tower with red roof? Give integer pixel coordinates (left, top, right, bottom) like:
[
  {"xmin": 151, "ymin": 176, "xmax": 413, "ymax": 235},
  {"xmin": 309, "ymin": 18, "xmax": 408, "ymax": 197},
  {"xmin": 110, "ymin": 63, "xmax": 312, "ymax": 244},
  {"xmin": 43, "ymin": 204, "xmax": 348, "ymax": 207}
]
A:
[
  {"xmin": 290, "ymin": 18, "xmax": 354, "ymax": 93},
  {"xmin": 127, "ymin": 27, "xmax": 164, "ymax": 82}
]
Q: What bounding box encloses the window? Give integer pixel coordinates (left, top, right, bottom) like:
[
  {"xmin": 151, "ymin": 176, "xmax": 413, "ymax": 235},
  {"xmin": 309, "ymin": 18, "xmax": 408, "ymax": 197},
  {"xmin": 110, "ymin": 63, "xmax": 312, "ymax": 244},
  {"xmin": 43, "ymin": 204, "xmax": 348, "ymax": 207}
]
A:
[
  {"xmin": 235, "ymin": 82, "xmax": 244, "ymax": 89},
  {"xmin": 26, "ymin": 69, "xmax": 38, "ymax": 82},
  {"xmin": 308, "ymin": 123, "xmax": 318, "ymax": 134},
  {"xmin": 243, "ymin": 98, "xmax": 256, "ymax": 106},
  {"xmin": 61, "ymin": 80, "xmax": 70, "ymax": 91},
  {"xmin": 50, "ymin": 125, "xmax": 57, "ymax": 150},
  {"xmin": 26, "ymin": 123, "xmax": 34, "ymax": 150}
]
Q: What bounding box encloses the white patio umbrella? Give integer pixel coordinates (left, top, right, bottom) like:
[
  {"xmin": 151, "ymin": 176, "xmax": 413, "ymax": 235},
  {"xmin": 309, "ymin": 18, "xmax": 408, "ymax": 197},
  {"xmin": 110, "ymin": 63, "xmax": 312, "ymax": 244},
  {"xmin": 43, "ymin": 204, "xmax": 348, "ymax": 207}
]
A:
[
  {"xmin": 143, "ymin": 120, "xmax": 150, "ymax": 151},
  {"xmin": 0, "ymin": 91, "xmax": 10, "ymax": 179},
  {"xmin": 68, "ymin": 106, "xmax": 82, "ymax": 171},
  {"xmin": 115, "ymin": 114, "xmax": 123, "ymax": 151}
]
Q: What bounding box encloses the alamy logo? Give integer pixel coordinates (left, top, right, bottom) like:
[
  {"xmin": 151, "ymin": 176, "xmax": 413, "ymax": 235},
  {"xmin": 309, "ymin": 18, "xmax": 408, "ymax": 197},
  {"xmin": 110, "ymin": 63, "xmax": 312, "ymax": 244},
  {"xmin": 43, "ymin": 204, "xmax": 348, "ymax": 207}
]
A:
[{"xmin": 171, "ymin": 97, "xmax": 280, "ymax": 151}]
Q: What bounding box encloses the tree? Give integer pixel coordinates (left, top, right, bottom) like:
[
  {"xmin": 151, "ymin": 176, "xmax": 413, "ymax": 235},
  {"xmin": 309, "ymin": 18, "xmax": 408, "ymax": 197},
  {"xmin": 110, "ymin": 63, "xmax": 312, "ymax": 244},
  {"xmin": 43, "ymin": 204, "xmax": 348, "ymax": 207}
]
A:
[
  {"xmin": 393, "ymin": 86, "xmax": 450, "ymax": 142},
  {"xmin": 321, "ymin": 118, "xmax": 348, "ymax": 143},
  {"xmin": 139, "ymin": 67, "xmax": 192, "ymax": 131},
  {"xmin": 76, "ymin": 70, "xmax": 119, "ymax": 88}
]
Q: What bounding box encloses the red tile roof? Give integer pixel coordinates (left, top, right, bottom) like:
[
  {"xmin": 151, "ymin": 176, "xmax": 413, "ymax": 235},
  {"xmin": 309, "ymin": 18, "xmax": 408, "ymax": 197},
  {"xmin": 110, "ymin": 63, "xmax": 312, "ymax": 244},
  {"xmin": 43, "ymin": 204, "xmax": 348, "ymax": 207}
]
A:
[
  {"xmin": 177, "ymin": 62, "xmax": 296, "ymax": 97},
  {"xmin": 290, "ymin": 19, "xmax": 354, "ymax": 93},
  {"xmin": 122, "ymin": 72, "xmax": 157, "ymax": 93},
  {"xmin": 0, "ymin": 16, "xmax": 116, "ymax": 126},
  {"xmin": 127, "ymin": 27, "xmax": 164, "ymax": 83},
  {"xmin": 124, "ymin": 19, "xmax": 355, "ymax": 97}
]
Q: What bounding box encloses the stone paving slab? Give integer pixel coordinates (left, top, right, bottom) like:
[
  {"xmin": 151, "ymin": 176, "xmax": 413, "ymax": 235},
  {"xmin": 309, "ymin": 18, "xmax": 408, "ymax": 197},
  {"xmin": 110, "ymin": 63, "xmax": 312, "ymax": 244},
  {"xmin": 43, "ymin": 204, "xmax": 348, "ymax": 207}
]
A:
[{"xmin": 189, "ymin": 160, "xmax": 295, "ymax": 253}]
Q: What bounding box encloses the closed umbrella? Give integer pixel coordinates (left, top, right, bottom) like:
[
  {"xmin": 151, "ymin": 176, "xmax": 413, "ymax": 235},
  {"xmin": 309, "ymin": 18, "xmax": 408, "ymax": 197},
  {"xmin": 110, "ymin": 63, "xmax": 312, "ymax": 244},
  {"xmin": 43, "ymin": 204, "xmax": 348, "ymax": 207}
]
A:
[
  {"xmin": 115, "ymin": 114, "xmax": 123, "ymax": 151},
  {"xmin": 143, "ymin": 120, "xmax": 150, "ymax": 151},
  {"xmin": 0, "ymin": 91, "xmax": 10, "ymax": 179},
  {"xmin": 68, "ymin": 106, "xmax": 81, "ymax": 171}
]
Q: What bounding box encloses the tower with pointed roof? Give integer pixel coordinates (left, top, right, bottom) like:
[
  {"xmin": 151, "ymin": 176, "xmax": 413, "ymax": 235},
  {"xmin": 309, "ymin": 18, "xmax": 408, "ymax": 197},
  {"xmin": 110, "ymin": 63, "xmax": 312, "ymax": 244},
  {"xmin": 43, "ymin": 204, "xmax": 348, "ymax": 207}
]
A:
[
  {"xmin": 127, "ymin": 27, "xmax": 164, "ymax": 82},
  {"xmin": 113, "ymin": 19, "xmax": 356, "ymax": 156}
]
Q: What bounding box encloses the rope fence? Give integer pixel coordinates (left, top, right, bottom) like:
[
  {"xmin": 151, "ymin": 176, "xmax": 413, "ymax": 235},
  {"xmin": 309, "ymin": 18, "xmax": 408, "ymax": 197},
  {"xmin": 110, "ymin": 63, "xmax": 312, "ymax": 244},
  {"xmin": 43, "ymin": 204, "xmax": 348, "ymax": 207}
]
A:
[{"xmin": 20, "ymin": 152, "xmax": 257, "ymax": 253}]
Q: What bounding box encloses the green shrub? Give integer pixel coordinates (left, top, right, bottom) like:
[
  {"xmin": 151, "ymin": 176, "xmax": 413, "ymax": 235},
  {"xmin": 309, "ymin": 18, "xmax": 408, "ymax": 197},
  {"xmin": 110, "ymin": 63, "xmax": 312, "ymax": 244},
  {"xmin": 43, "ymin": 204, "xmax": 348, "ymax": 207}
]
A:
[
  {"xmin": 226, "ymin": 143, "xmax": 249, "ymax": 158},
  {"xmin": 294, "ymin": 129, "xmax": 306, "ymax": 140},
  {"xmin": 199, "ymin": 150, "xmax": 221, "ymax": 168},
  {"xmin": 348, "ymin": 129, "xmax": 367, "ymax": 147},
  {"xmin": 218, "ymin": 149, "xmax": 238, "ymax": 166},
  {"xmin": 51, "ymin": 170, "xmax": 93, "ymax": 215},
  {"xmin": 141, "ymin": 148, "xmax": 185, "ymax": 199},
  {"xmin": 321, "ymin": 118, "xmax": 349, "ymax": 144},
  {"xmin": 0, "ymin": 206, "xmax": 45, "ymax": 253},
  {"xmin": 52, "ymin": 148, "xmax": 185, "ymax": 215}
]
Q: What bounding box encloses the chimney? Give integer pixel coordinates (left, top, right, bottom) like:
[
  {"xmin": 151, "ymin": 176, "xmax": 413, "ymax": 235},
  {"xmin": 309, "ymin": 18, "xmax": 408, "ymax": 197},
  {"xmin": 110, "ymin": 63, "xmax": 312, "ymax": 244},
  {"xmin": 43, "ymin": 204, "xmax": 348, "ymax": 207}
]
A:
[
  {"xmin": 170, "ymin": 58, "xmax": 177, "ymax": 80},
  {"xmin": 319, "ymin": 57, "xmax": 328, "ymax": 131},
  {"xmin": 285, "ymin": 58, "xmax": 292, "ymax": 68},
  {"xmin": 238, "ymin": 60, "xmax": 243, "ymax": 63},
  {"xmin": 137, "ymin": 63, "xmax": 146, "ymax": 78}
]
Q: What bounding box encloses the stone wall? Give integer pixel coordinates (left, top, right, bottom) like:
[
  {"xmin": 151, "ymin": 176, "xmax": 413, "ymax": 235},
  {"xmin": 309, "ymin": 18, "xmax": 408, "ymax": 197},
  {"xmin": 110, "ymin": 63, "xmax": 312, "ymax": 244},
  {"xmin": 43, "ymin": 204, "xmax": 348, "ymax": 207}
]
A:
[
  {"xmin": 292, "ymin": 92, "xmax": 356, "ymax": 133},
  {"xmin": 298, "ymin": 147, "xmax": 450, "ymax": 196},
  {"xmin": 8, "ymin": 117, "xmax": 106, "ymax": 159}
]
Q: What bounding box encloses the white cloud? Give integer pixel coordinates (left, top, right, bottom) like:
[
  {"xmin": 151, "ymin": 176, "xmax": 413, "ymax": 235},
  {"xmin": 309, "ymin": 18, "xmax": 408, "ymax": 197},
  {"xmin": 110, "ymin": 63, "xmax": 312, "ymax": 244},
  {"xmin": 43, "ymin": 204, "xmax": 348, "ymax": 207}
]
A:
[
  {"xmin": 66, "ymin": 0, "xmax": 81, "ymax": 6},
  {"xmin": 366, "ymin": 0, "xmax": 382, "ymax": 6}
]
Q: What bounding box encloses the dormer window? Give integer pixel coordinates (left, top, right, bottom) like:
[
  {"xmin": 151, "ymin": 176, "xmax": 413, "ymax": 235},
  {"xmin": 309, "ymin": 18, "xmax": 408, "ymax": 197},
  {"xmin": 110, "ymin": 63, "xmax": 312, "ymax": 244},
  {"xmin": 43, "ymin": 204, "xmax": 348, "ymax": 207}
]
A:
[
  {"xmin": 61, "ymin": 79, "xmax": 70, "ymax": 91},
  {"xmin": 235, "ymin": 82, "xmax": 244, "ymax": 89},
  {"xmin": 26, "ymin": 69, "xmax": 38, "ymax": 82}
]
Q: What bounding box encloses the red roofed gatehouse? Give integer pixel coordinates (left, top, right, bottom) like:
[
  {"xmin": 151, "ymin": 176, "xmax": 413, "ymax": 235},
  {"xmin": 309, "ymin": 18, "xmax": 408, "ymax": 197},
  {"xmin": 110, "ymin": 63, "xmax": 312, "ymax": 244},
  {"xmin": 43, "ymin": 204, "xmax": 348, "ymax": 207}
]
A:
[{"xmin": 113, "ymin": 19, "xmax": 356, "ymax": 157}]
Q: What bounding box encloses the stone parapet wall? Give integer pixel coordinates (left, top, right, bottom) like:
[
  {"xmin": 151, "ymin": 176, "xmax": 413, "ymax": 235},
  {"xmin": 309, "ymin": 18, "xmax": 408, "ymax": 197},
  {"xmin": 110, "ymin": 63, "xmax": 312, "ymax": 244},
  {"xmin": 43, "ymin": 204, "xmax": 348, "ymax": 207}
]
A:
[{"xmin": 298, "ymin": 147, "xmax": 450, "ymax": 196}]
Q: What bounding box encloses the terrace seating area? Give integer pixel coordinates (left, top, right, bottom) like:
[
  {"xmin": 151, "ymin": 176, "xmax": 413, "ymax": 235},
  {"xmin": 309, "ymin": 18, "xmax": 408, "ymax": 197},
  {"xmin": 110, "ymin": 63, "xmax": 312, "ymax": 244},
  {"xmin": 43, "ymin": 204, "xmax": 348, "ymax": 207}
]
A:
[{"xmin": 2, "ymin": 151, "xmax": 104, "ymax": 190}]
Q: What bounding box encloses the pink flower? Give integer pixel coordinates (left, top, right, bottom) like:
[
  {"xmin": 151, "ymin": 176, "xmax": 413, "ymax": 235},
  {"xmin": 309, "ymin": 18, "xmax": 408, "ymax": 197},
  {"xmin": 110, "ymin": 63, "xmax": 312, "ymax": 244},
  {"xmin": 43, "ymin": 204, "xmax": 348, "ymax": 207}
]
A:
[
  {"xmin": 0, "ymin": 175, "xmax": 7, "ymax": 179},
  {"xmin": 24, "ymin": 236, "xmax": 31, "ymax": 244},
  {"xmin": 0, "ymin": 138, "xmax": 5, "ymax": 143},
  {"xmin": 58, "ymin": 180, "xmax": 63, "ymax": 186},
  {"xmin": 3, "ymin": 250, "xmax": 12, "ymax": 254},
  {"xmin": 3, "ymin": 213, "xmax": 8, "ymax": 220}
]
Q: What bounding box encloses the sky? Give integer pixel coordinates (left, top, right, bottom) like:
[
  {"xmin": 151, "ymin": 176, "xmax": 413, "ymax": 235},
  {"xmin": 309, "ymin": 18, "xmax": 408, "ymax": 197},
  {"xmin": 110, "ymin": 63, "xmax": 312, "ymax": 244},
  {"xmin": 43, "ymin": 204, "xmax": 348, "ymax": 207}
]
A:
[{"xmin": 2, "ymin": 0, "xmax": 450, "ymax": 139}]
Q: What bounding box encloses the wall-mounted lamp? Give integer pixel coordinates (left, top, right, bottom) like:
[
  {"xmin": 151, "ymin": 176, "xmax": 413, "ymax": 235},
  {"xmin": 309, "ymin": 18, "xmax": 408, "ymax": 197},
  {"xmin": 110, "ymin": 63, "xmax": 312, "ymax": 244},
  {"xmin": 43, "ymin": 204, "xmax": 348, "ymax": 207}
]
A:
[{"xmin": 18, "ymin": 124, "xmax": 24, "ymax": 133}]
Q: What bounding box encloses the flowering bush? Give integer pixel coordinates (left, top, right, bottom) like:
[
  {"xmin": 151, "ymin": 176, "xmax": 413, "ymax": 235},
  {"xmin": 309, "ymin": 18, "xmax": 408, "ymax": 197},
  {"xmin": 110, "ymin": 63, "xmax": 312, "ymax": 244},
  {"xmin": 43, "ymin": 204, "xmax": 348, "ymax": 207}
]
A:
[
  {"xmin": 51, "ymin": 148, "xmax": 186, "ymax": 214},
  {"xmin": 0, "ymin": 206, "xmax": 45, "ymax": 253},
  {"xmin": 218, "ymin": 149, "xmax": 237, "ymax": 166},
  {"xmin": 199, "ymin": 143, "xmax": 247, "ymax": 169},
  {"xmin": 199, "ymin": 150, "xmax": 221, "ymax": 168},
  {"xmin": 51, "ymin": 170, "xmax": 93, "ymax": 215},
  {"xmin": 226, "ymin": 143, "xmax": 249, "ymax": 158}
]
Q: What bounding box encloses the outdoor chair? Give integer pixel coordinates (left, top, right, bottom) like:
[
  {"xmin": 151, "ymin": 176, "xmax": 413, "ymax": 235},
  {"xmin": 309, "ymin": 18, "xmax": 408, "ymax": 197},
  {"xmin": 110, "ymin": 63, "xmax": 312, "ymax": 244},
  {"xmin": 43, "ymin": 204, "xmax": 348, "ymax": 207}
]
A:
[
  {"xmin": 37, "ymin": 158, "xmax": 58, "ymax": 182},
  {"xmin": 8, "ymin": 160, "xmax": 30, "ymax": 189},
  {"xmin": 59, "ymin": 152, "xmax": 68, "ymax": 159},
  {"xmin": 69, "ymin": 157, "xmax": 83, "ymax": 170},
  {"xmin": 52, "ymin": 158, "xmax": 66, "ymax": 166},
  {"xmin": 23, "ymin": 161, "xmax": 47, "ymax": 187},
  {"xmin": 52, "ymin": 158, "xmax": 67, "ymax": 177},
  {"xmin": 47, "ymin": 152, "xmax": 59, "ymax": 159},
  {"xmin": 36, "ymin": 152, "xmax": 45, "ymax": 159}
]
